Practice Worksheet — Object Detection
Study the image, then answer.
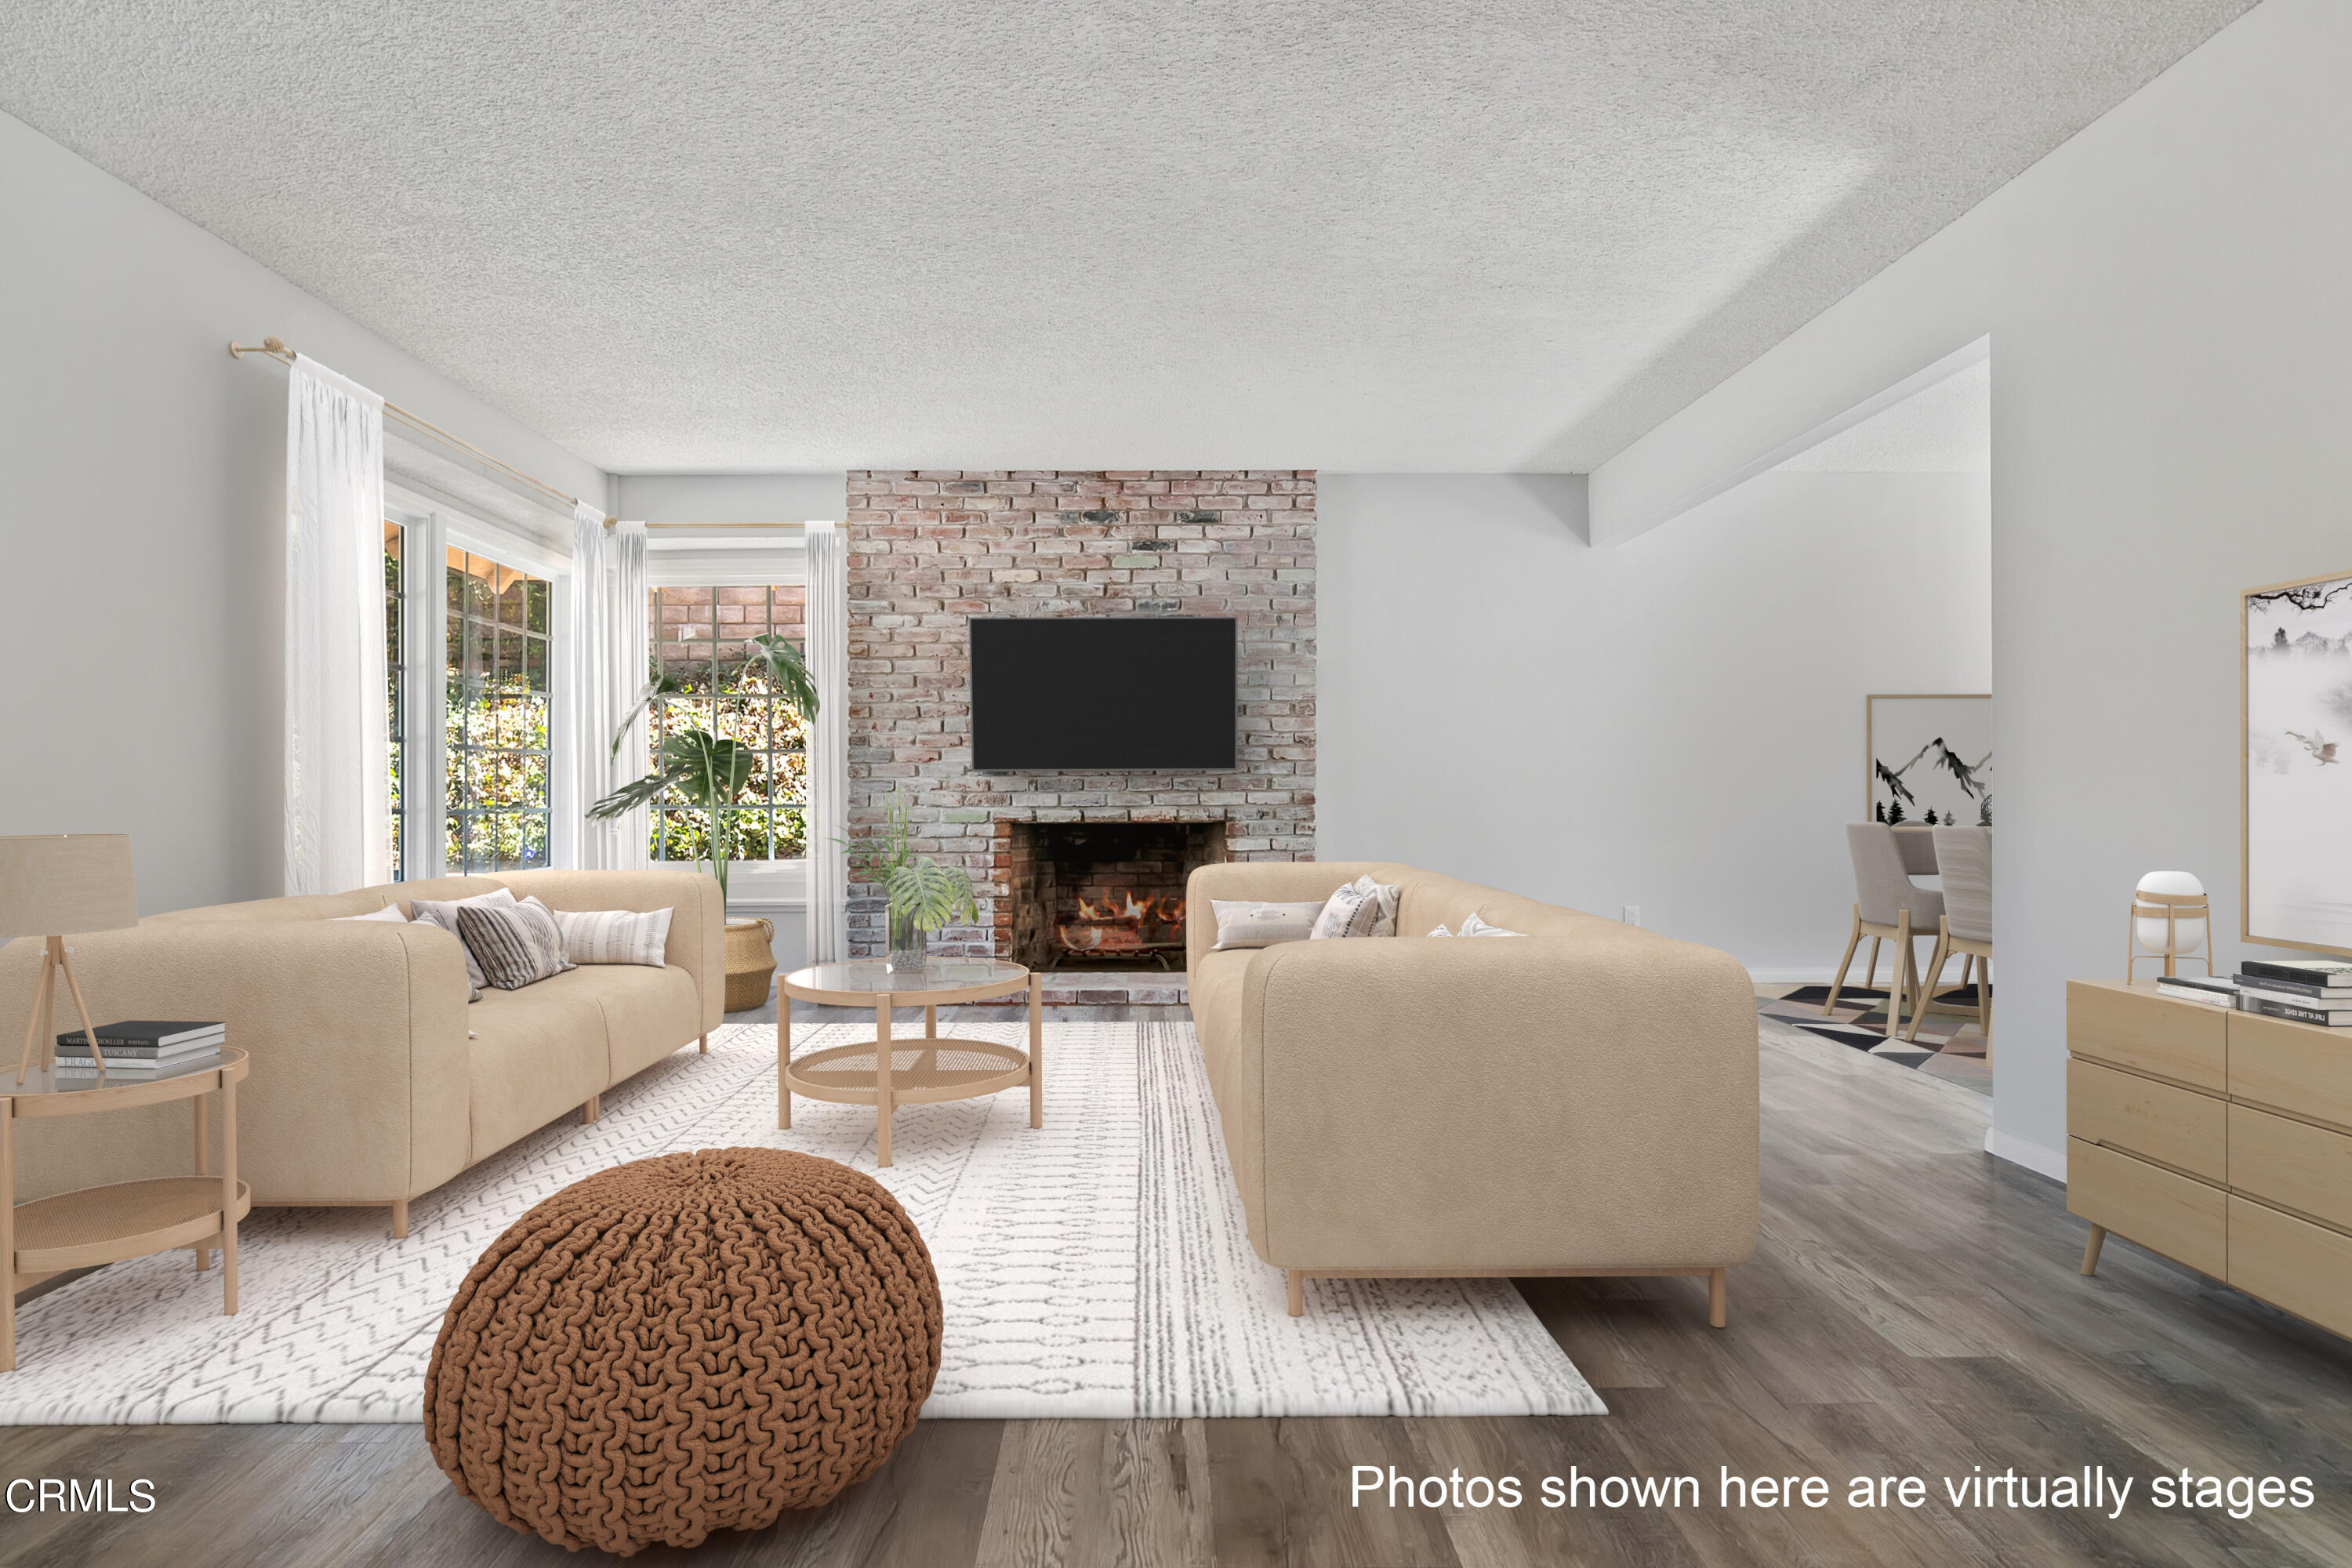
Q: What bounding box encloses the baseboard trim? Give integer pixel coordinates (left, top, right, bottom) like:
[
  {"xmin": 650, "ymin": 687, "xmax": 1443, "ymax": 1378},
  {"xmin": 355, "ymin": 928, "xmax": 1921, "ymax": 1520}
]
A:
[
  {"xmin": 1984, "ymin": 1126, "xmax": 2067, "ymax": 1182},
  {"xmin": 1746, "ymin": 967, "xmax": 1839, "ymax": 984}
]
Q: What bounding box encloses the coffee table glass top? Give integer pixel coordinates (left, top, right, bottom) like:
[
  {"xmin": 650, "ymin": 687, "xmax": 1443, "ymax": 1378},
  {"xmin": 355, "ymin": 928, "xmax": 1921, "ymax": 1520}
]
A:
[{"xmin": 785, "ymin": 960, "xmax": 1028, "ymax": 996}]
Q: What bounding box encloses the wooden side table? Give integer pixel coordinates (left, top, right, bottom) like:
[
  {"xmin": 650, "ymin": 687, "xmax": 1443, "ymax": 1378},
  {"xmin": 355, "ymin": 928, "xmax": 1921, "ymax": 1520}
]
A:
[
  {"xmin": 2, "ymin": 1048, "xmax": 251, "ymax": 1371},
  {"xmin": 778, "ymin": 960, "xmax": 1040, "ymax": 1167}
]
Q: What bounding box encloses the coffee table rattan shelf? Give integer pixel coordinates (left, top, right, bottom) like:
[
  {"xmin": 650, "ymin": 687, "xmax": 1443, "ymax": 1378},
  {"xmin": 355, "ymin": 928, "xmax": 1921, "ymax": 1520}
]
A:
[
  {"xmin": 778, "ymin": 960, "xmax": 1040, "ymax": 1167},
  {"xmin": 2, "ymin": 1048, "xmax": 251, "ymax": 1371}
]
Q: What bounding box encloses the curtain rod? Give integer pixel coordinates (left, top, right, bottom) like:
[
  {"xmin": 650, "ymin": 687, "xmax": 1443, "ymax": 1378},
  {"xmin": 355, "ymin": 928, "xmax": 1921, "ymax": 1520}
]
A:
[{"xmin": 230, "ymin": 337, "xmax": 611, "ymax": 520}]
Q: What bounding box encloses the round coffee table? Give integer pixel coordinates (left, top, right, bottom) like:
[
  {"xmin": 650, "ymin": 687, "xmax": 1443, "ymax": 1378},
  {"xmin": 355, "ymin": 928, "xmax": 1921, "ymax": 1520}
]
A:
[{"xmin": 777, "ymin": 960, "xmax": 1040, "ymax": 1167}]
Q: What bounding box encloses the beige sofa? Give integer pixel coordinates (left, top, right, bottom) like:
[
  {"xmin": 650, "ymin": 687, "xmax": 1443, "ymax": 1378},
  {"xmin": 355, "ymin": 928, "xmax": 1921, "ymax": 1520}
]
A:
[
  {"xmin": 1185, "ymin": 862, "xmax": 1759, "ymax": 1323},
  {"xmin": 0, "ymin": 869, "xmax": 723, "ymax": 1236}
]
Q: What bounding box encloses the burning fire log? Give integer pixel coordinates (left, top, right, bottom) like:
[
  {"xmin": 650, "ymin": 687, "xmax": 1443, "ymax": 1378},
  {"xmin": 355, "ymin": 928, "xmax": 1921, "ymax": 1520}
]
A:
[{"xmin": 1058, "ymin": 890, "xmax": 1187, "ymax": 957}]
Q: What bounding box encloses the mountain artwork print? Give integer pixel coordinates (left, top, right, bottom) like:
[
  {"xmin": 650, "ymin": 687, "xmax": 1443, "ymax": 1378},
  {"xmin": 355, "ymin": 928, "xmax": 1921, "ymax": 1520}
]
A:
[{"xmin": 2245, "ymin": 570, "xmax": 2352, "ymax": 953}]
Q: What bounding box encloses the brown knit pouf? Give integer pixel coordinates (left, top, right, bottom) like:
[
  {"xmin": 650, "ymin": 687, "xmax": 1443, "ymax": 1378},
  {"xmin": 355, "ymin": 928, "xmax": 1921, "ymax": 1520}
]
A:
[{"xmin": 424, "ymin": 1148, "xmax": 942, "ymax": 1556}]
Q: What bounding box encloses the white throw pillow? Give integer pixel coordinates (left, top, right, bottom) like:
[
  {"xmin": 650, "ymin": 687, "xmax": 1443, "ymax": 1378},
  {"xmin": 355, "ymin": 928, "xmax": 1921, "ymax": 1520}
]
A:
[
  {"xmin": 1460, "ymin": 912, "xmax": 1526, "ymax": 938},
  {"xmin": 333, "ymin": 906, "xmax": 409, "ymax": 924},
  {"xmin": 1428, "ymin": 913, "xmax": 1526, "ymax": 938},
  {"xmin": 535, "ymin": 899, "xmax": 674, "ymax": 967},
  {"xmin": 1210, "ymin": 898, "xmax": 1324, "ymax": 950},
  {"xmin": 408, "ymin": 887, "xmax": 517, "ymax": 993},
  {"xmin": 1310, "ymin": 874, "xmax": 1399, "ymax": 940}
]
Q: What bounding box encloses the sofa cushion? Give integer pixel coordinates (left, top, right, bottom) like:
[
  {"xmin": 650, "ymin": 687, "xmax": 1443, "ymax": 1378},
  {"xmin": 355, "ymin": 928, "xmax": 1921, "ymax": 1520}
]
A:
[
  {"xmin": 580, "ymin": 962, "xmax": 706, "ymax": 1080},
  {"xmin": 465, "ymin": 975, "xmax": 612, "ymax": 1159},
  {"xmin": 1189, "ymin": 947, "xmax": 1254, "ymax": 1071}
]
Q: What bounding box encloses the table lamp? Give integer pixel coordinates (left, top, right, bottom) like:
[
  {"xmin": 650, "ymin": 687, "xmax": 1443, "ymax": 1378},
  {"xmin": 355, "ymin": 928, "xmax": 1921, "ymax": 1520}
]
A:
[
  {"xmin": 1, "ymin": 835, "xmax": 139, "ymax": 1083},
  {"xmin": 2128, "ymin": 869, "xmax": 2210, "ymax": 980}
]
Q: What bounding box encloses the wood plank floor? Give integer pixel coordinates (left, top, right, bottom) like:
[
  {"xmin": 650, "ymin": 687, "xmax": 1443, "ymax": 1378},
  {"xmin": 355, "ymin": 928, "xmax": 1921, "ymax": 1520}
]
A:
[{"xmin": 7, "ymin": 1005, "xmax": 2352, "ymax": 1566}]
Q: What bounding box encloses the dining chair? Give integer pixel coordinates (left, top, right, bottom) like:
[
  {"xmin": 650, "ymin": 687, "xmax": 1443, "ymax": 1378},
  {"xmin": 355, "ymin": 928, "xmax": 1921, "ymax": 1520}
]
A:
[
  {"xmin": 1908, "ymin": 826, "xmax": 1991, "ymax": 1046},
  {"xmin": 1825, "ymin": 823, "xmax": 1946, "ymax": 1038}
]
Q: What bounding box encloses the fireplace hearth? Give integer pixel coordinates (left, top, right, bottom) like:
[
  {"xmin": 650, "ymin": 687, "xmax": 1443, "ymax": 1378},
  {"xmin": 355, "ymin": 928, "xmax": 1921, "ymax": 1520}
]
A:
[{"xmin": 1000, "ymin": 821, "xmax": 1228, "ymax": 971}]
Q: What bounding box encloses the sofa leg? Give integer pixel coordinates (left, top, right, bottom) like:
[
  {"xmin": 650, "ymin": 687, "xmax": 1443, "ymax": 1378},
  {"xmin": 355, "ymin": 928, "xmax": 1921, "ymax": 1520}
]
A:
[
  {"xmin": 583, "ymin": 1094, "xmax": 601, "ymax": 1124},
  {"xmin": 1708, "ymin": 1267, "xmax": 1727, "ymax": 1329},
  {"xmin": 699, "ymin": 1033, "xmax": 708, "ymax": 1055},
  {"xmin": 391, "ymin": 1200, "xmax": 409, "ymax": 1241},
  {"xmin": 1287, "ymin": 1269, "xmax": 1305, "ymax": 1318}
]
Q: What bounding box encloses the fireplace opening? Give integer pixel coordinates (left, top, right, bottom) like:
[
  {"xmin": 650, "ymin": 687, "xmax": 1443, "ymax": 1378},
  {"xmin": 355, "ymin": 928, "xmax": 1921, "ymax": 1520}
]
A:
[{"xmin": 1001, "ymin": 821, "xmax": 1228, "ymax": 971}]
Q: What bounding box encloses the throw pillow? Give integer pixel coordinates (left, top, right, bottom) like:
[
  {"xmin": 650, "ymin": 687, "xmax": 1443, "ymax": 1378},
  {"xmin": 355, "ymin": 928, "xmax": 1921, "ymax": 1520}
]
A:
[
  {"xmin": 1428, "ymin": 913, "xmax": 1527, "ymax": 938},
  {"xmin": 535, "ymin": 899, "xmax": 674, "ymax": 967},
  {"xmin": 1460, "ymin": 912, "xmax": 1526, "ymax": 938},
  {"xmin": 409, "ymin": 887, "xmax": 517, "ymax": 993},
  {"xmin": 456, "ymin": 899, "xmax": 575, "ymax": 990},
  {"xmin": 1210, "ymin": 898, "xmax": 1325, "ymax": 950},
  {"xmin": 1310, "ymin": 874, "xmax": 1399, "ymax": 939},
  {"xmin": 333, "ymin": 906, "xmax": 409, "ymax": 924}
]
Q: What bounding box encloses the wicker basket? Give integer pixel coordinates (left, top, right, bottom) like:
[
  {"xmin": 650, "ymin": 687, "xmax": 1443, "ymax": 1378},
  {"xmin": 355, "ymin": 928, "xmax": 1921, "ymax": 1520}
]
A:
[{"xmin": 724, "ymin": 917, "xmax": 778, "ymax": 1013}]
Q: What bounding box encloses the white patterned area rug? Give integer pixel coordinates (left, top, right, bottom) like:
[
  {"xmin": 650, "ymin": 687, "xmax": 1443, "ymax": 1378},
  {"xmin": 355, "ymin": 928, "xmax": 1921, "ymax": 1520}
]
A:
[{"xmin": 0, "ymin": 1020, "xmax": 1602, "ymax": 1425}]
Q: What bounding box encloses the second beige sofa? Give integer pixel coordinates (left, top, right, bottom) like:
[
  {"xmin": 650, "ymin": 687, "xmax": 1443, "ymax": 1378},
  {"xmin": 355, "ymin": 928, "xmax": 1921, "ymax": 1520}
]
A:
[
  {"xmin": 0, "ymin": 869, "xmax": 723, "ymax": 1236},
  {"xmin": 1185, "ymin": 862, "xmax": 1759, "ymax": 1322}
]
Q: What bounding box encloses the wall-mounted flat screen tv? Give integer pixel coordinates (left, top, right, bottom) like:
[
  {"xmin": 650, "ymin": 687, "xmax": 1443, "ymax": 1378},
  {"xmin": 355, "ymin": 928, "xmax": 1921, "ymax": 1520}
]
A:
[{"xmin": 970, "ymin": 616, "xmax": 1236, "ymax": 771}]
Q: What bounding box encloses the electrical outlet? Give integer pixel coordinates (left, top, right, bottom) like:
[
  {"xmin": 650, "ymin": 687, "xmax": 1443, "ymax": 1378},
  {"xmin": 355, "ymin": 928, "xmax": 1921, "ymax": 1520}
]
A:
[{"xmin": 1623, "ymin": 905, "xmax": 1642, "ymax": 927}]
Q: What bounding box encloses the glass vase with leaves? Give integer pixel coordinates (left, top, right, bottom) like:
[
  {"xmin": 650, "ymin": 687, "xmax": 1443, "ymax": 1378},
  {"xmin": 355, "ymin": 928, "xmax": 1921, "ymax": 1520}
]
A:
[
  {"xmin": 844, "ymin": 786, "xmax": 978, "ymax": 971},
  {"xmin": 588, "ymin": 633, "xmax": 817, "ymax": 902}
]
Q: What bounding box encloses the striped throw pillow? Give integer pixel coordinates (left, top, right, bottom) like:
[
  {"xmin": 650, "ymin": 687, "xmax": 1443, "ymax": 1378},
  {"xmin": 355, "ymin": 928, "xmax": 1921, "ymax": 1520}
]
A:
[
  {"xmin": 408, "ymin": 887, "xmax": 517, "ymax": 993},
  {"xmin": 539, "ymin": 902, "xmax": 673, "ymax": 967},
  {"xmin": 455, "ymin": 899, "xmax": 574, "ymax": 990},
  {"xmin": 1310, "ymin": 874, "xmax": 1399, "ymax": 939}
]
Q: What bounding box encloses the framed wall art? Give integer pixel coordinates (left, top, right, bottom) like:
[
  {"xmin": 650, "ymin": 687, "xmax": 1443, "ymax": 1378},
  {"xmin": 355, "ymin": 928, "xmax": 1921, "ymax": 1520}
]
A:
[
  {"xmin": 1866, "ymin": 694, "xmax": 1991, "ymax": 827},
  {"xmin": 2243, "ymin": 569, "xmax": 2352, "ymax": 955}
]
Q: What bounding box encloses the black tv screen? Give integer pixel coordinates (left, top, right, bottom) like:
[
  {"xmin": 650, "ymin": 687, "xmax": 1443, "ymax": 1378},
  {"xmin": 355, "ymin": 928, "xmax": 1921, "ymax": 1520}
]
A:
[{"xmin": 971, "ymin": 617, "xmax": 1236, "ymax": 770}]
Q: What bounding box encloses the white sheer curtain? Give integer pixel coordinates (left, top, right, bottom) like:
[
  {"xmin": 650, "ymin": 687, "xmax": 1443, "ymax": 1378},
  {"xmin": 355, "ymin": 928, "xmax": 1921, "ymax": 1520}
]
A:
[
  {"xmin": 804, "ymin": 521, "xmax": 851, "ymax": 961},
  {"xmin": 283, "ymin": 355, "xmax": 389, "ymax": 895},
  {"xmin": 568, "ymin": 510, "xmax": 651, "ymax": 870}
]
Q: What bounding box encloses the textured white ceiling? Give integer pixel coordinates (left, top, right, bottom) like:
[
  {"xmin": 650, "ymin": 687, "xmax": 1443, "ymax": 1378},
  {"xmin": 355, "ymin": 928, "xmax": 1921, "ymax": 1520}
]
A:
[
  {"xmin": 2, "ymin": 2, "xmax": 2252, "ymax": 474},
  {"xmin": 1777, "ymin": 358, "xmax": 1991, "ymax": 472}
]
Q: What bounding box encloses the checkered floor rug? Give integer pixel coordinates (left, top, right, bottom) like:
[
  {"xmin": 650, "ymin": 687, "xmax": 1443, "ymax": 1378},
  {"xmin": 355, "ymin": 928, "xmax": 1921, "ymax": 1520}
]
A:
[{"xmin": 1758, "ymin": 984, "xmax": 1989, "ymax": 1094}]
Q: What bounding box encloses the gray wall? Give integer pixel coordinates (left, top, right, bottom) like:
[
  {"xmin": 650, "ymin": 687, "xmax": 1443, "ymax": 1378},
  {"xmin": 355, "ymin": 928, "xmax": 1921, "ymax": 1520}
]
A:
[
  {"xmin": 1319, "ymin": 471, "xmax": 1991, "ymax": 976},
  {"xmin": 0, "ymin": 111, "xmax": 604, "ymax": 915},
  {"xmin": 1583, "ymin": 0, "xmax": 2348, "ymax": 1174}
]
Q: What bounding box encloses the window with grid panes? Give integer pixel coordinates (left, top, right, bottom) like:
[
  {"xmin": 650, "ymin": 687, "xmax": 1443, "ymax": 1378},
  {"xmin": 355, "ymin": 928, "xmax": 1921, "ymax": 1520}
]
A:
[
  {"xmin": 445, "ymin": 549, "xmax": 552, "ymax": 873},
  {"xmin": 648, "ymin": 585, "xmax": 809, "ymax": 864}
]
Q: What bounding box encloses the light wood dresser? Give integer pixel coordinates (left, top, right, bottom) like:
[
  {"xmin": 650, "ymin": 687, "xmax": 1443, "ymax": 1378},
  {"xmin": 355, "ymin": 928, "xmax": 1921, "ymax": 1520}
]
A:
[{"xmin": 2068, "ymin": 978, "xmax": 2352, "ymax": 1338}]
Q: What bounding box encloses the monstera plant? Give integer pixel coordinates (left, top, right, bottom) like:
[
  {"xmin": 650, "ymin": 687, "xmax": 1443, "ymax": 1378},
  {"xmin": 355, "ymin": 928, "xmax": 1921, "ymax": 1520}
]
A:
[
  {"xmin": 844, "ymin": 784, "xmax": 978, "ymax": 970},
  {"xmin": 589, "ymin": 633, "xmax": 818, "ymax": 901}
]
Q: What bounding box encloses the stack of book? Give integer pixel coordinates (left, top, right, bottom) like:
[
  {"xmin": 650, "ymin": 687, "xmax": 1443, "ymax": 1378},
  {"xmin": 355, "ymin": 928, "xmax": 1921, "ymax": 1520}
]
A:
[
  {"xmin": 54, "ymin": 1020, "xmax": 227, "ymax": 1077},
  {"xmin": 2232, "ymin": 960, "xmax": 2352, "ymax": 1026},
  {"xmin": 2155, "ymin": 973, "xmax": 2238, "ymax": 1008}
]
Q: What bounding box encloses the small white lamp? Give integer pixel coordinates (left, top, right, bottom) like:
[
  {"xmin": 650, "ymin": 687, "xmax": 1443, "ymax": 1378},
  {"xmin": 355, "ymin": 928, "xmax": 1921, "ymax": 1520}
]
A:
[
  {"xmin": 2128, "ymin": 870, "xmax": 2210, "ymax": 980},
  {"xmin": 1, "ymin": 835, "xmax": 139, "ymax": 1082}
]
